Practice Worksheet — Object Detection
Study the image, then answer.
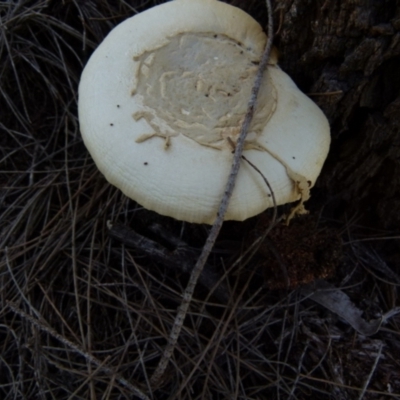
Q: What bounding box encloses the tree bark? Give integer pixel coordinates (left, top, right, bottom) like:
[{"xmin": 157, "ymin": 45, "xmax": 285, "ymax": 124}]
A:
[{"xmin": 238, "ymin": 0, "xmax": 400, "ymax": 230}]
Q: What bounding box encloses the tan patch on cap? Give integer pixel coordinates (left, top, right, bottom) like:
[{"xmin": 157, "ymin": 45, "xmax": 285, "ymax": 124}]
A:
[{"xmin": 132, "ymin": 33, "xmax": 277, "ymax": 149}]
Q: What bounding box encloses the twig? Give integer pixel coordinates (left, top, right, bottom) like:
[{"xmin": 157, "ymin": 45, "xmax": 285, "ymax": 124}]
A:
[
  {"xmin": 307, "ymin": 90, "xmax": 343, "ymax": 96},
  {"xmin": 241, "ymin": 155, "xmax": 277, "ymax": 229},
  {"xmin": 150, "ymin": 0, "xmax": 275, "ymax": 385},
  {"xmin": 7, "ymin": 302, "xmax": 150, "ymax": 400},
  {"xmin": 357, "ymin": 341, "xmax": 383, "ymax": 400}
]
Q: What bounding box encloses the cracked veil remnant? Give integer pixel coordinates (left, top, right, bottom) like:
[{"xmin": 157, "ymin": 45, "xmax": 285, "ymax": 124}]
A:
[
  {"xmin": 78, "ymin": 0, "xmax": 331, "ymax": 224},
  {"xmin": 132, "ymin": 33, "xmax": 277, "ymax": 150}
]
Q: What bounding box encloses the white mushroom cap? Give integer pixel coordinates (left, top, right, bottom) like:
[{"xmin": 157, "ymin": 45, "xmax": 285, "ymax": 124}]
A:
[{"xmin": 78, "ymin": 0, "xmax": 330, "ymax": 224}]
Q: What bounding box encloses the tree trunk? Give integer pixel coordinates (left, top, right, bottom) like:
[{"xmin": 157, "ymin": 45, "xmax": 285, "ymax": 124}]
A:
[{"xmin": 240, "ymin": 0, "xmax": 400, "ymax": 230}]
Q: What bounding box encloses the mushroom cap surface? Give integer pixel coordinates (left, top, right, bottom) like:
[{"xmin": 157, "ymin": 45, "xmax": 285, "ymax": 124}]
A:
[{"xmin": 78, "ymin": 0, "xmax": 330, "ymax": 224}]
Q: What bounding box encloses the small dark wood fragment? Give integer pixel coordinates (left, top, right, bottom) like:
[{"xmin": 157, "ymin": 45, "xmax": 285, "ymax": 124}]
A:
[{"xmin": 107, "ymin": 222, "xmax": 230, "ymax": 303}]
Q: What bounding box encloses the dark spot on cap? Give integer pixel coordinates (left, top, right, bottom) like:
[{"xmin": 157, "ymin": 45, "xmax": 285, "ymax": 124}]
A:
[
  {"xmin": 292, "ymin": 156, "xmax": 296, "ymax": 159},
  {"xmin": 213, "ymin": 34, "xmax": 218, "ymax": 38},
  {"xmin": 144, "ymin": 162, "xmax": 148, "ymax": 165},
  {"xmin": 117, "ymin": 105, "xmax": 120, "ymax": 108},
  {"xmin": 110, "ymin": 123, "xmax": 114, "ymax": 126}
]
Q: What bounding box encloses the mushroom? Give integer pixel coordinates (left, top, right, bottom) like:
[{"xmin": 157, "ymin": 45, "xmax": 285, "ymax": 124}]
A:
[{"xmin": 78, "ymin": 0, "xmax": 330, "ymax": 224}]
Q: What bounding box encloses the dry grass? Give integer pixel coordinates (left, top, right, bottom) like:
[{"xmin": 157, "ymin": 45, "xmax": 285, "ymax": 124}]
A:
[{"xmin": 1, "ymin": 1, "xmax": 400, "ymax": 399}]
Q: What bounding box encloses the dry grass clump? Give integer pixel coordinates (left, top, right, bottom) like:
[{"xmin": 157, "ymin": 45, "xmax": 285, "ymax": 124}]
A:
[{"xmin": 1, "ymin": 1, "xmax": 400, "ymax": 399}]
